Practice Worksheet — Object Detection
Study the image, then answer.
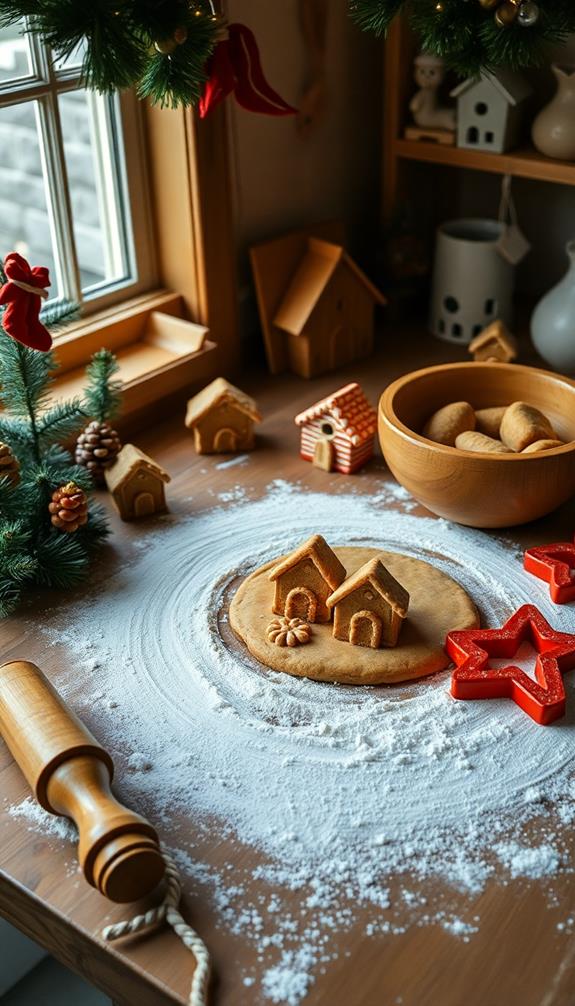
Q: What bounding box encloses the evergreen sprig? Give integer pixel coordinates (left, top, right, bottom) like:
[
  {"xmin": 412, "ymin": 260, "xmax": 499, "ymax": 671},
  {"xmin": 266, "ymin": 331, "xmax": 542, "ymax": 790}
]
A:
[
  {"xmin": 350, "ymin": 0, "xmax": 575, "ymax": 75},
  {"xmin": 83, "ymin": 348, "xmax": 122, "ymax": 423},
  {"xmin": 0, "ymin": 318, "xmax": 115, "ymax": 616},
  {"xmin": 0, "ymin": 1, "xmax": 219, "ymax": 108}
]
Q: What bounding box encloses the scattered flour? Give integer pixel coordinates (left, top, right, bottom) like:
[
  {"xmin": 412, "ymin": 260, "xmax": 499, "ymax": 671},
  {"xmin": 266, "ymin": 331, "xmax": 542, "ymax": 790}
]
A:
[
  {"xmin": 215, "ymin": 454, "xmax": 249, "ymax": 470},
  {"xmin": 18, "ymin": 479, "xmax": 575, "ymax": 1004}
]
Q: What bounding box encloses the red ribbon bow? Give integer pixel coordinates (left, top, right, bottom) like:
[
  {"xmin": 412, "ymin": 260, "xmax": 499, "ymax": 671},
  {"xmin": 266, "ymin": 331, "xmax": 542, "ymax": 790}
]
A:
[
  {"xmin": 0, "ymin": 252, "xmax": 52, "ymax": 351},
  {"xmin": 199, "ymin": 23, "xmax": 297, "ymax": 119}
]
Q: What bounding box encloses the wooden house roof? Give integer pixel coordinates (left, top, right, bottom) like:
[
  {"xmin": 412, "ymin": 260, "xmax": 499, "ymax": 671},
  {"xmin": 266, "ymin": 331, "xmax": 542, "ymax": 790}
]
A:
[
  {"xmin": 294, "ymin": 383, "xmax": 377, "ymax": 446},
  {"xmin": 451, "ymin": 70, "xmax": 532, "ymax": 107},
  {"xmin": 327, "ymin": 557, "xmax": 410, "ymax": 616},
  {"xmin": 468, "ymin": 320, "xmax": 517, "ymax": 355},
  {"xmin": 105, "ymin": 443, "xmax": 171, "ymax": 493},
  {"xmin": 268, "ymin": 534, "xmax": 346, "ymax": 590},
  {"xmin": 273, "ymin": 238, "xmax": 386, "ymax": 337},
  {"xmin": 185, "ymin": 377, "xmax": 261, "ymax": 429}
]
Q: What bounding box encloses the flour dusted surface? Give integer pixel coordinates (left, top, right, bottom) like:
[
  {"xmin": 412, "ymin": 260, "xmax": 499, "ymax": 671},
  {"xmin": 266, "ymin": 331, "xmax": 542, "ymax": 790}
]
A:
[{"xmin": 24, "ymin": 481, "xmax": 575, "ymax": 1004}]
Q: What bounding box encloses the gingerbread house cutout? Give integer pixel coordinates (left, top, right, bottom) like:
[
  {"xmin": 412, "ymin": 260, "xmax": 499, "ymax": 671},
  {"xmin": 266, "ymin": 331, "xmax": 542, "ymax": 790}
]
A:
[
  {"xmin": 468, "ymin": 320, "xmax": 517, "ymax": 363},
  {"xmin": 269, "ymin": 534, "xmax": 346, "ymax": 624},
  {"xmin": 295, "ymin": 383, "xmax": 377, "ymax": 475},
  {"xmin": 327, "ymin": 558, "xmax": 410, "ymax": 649},
  {"xmin": 185, "ymin": 377, "xmax": 261, "ymax": 454},
  {"xmin": 105, "ymin": 443, "xmax": 170, "ymax": 521},
  {"xmin": 252, "ymin": 232, "xmax": 386, "ymax": 379}
]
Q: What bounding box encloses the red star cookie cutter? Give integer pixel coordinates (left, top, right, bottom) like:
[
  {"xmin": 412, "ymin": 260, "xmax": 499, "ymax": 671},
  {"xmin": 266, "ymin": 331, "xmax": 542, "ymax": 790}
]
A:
[
  {"xmin": 524, "ymin": 541, "xmax": 575, "ymax": 605},
  {"xmin": 446, "ymin": 604, "xmax": 575, "ymax": 725}
]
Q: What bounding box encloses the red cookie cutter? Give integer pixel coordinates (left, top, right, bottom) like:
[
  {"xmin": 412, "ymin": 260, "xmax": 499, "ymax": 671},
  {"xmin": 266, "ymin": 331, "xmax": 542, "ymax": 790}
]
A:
[
  {"xmin": 446, "ymin": 604, "xmax": 575, "ymax": 726},
  {"xmin": 524, "ymin": 541, "xmax": 575, "ymax": 605}
]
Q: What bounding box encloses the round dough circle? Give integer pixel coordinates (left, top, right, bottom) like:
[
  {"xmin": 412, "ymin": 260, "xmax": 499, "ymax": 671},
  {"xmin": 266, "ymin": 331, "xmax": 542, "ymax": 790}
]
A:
[{"xmin": 229, "ymin": 547, "xmax": 479, "ymax": 685}]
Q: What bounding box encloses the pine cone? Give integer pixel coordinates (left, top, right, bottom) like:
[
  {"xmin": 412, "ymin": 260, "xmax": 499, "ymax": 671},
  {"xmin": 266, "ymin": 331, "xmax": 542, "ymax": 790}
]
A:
[
  {"xmin": 49, "ymin": 482, "xmax": 88, "ymax": 533},
  {"xmin": 75, "ymin": 420, "xmax": 121, "ymax": 484},
  {"xmin": 0, "ymin": 441, "xmax": 20, "ymax": 487}
]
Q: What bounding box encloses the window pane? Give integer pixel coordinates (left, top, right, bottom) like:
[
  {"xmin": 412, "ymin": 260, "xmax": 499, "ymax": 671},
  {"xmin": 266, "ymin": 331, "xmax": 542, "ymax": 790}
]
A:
[
  {"xmin": 0, "ymin": 22, "xmax": 32, "ymax": 83},
  {"xmin": 0, "ymin": 100, "xmax": 61, "ymax": 297},
  {"xmin": 54, "ymin": 40, "xmax": 87, "ymax": 74},
  {"xmin": 59, "ymin": 90, "xmax": 133, "ymax": 294}
]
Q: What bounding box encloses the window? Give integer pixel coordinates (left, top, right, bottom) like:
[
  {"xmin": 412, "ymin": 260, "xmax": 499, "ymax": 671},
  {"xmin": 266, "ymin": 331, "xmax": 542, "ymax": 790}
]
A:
[{"xmin": 0, "ymin": 20, "xmax": 155, "ymax": 317}]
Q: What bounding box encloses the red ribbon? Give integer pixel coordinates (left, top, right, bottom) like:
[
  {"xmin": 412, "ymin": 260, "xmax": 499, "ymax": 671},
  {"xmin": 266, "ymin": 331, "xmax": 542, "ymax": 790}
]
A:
[
  {"xmin": 199, "ymin": 23, "xmax": 297, "ymax": 119},
  {"xmin": 0, "ymin": 252, "xmax": 52, "ymax": 351}
]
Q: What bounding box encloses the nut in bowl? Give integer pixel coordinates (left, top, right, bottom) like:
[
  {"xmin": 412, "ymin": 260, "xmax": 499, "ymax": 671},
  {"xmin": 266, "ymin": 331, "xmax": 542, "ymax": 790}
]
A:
[{"xmin": 378, "ymin": 362, "xmax": 575, "ymax": 528}]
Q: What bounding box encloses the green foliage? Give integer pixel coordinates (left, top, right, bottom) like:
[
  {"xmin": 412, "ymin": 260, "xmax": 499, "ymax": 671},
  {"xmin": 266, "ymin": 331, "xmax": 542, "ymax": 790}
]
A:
[
  {"xmin": 0, "ymin": 314, "xmax": 116, "ymax": 616},
  {"xmin": 349, "ymin": 0, "xmax": 575, "ymax": 75},
  {"xmin": 0, "ymin": 1, "xmax": 219, "ymax": 108},
  {"xmin": 83, "ymin": 348, "xmax": 122, "ymax": 423}
]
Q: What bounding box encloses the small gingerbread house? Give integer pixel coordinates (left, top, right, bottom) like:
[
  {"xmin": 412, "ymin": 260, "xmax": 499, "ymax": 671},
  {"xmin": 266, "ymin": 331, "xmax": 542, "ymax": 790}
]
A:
[
  {"xmin": 327, "ymin": 558, "xmax": 410, "ymax": 649},
  {"xmin": 269, "ymin": 534, "xmax": 346, "ymax": 624},
  {"xmin": 468, "ymin": 320, "xmax": 517, "ymax": 363},
  {"xmin": 295, "ymin": 383, "xmax": 377, "ymax": 475},
  {"xmin": 269, "ymin": 237, "xmax": 386, "ymax": 379},
  {"xmin": 185, "ymin": 377, "xmax": 261, "ymax": 454},
  {"xmin": 105, "ymin": 444, "xmax": 170, "ymax": 521}
]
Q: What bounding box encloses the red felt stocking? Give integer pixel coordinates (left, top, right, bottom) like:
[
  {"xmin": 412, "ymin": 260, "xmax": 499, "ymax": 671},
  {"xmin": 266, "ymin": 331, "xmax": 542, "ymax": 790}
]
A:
[
  {"xmin": 0, "ymin": 252, "xmax": 51, "ymax": 351},
  {"xmin": 199, "ymin": 23, "xmax": 297, "ymax": 119}
]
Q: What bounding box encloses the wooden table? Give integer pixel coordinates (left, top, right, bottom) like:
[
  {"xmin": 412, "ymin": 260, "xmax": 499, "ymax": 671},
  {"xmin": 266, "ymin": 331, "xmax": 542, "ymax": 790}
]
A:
[{"xmin": 1, "ymin": 332, "xmax": 574, "ymax": 1006}]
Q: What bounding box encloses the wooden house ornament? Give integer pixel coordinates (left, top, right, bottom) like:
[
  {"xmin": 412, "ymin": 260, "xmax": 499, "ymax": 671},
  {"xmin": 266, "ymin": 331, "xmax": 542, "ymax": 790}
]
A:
[
  {"xmin": 269, "ymin": 534, "xmax": 346, "ymax": 624},
  {"xmin": 327, "ymin": 558, "xmax": 410, "ymax": 649},
  {"xmin": 105, "ymin": 444, "xmax": 170, "ymax": 521},
  {"xmin": 451, "ymin": 70, "xmax": 532, "ymax": 155},
  {"xmin": 185, "ymin": 377, "xmax": 261, "ymax": 454},
  {"xmin": 251, "ymin": 231, "xmax": 386, "ymax": 379},
  {"xmin": 295, "ymin": 383, "xmax": 377, "ymax": 475},
  {"xmin": 468, "ymin": 320, "xmax": 518, "ymax": 363}
]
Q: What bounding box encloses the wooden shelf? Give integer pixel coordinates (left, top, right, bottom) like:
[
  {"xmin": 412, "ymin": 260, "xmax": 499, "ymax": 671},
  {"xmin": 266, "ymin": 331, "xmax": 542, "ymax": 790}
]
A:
[{"xmin": 394, "ymin": 138, "xmax": 575, "ymax": 187}]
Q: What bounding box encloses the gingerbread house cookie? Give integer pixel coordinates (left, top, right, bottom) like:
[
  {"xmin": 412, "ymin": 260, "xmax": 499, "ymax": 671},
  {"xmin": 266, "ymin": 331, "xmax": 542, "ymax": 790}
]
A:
[
  {"xmin": 105, "ymin": 444, "xmax": 170, "ymax": 520},
  {"xmin": 295, "ymin": 383, "xmax": 377, "ymax": 474},
  {"xmin": 185, "ymin": 377, "xmax": 261, "ymax": 454},
  {"xmin": 268, "ymin": 534, "xmax": 346, "ymax": 624},
  {"xmin": 468, "ymin": 320, "xmax": 517, "ymax": 363},
  {"xmin": 326, "ymin": 557, "xmax": 409, "ymax": 648}
]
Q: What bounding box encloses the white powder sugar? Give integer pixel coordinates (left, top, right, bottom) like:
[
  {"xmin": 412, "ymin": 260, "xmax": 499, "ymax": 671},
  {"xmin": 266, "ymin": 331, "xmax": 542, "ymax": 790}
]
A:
[{"xmin": 20, "ymin": 480, "xmax": 575, "ymax": 1004}]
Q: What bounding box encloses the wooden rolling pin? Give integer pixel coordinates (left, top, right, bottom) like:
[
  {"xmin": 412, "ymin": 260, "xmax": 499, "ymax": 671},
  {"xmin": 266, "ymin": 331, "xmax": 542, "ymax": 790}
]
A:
[{"xmin": 0, "ymin": 660, "xmax": 165, "ymax": 903}]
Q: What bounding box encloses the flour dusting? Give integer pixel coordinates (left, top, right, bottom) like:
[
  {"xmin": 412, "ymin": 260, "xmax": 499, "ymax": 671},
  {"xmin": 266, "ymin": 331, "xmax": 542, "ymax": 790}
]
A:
[{"xmin": 17, "ymin": 480, "xmax": 575, "ymax": 1004}]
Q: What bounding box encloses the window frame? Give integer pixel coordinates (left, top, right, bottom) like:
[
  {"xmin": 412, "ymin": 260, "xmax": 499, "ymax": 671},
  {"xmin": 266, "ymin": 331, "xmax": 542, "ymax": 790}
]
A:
[
  {"xmin": 0, "ymin": 26, "xmax": 157, "ymax": 314},
  {"xmin": 0, "ymin": 20, "xmax": 239, "ymax": 425}
]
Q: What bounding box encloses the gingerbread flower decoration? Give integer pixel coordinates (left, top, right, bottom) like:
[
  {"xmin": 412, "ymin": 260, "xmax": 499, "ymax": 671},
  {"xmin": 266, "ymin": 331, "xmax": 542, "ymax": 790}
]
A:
[{"xmin": 267, "ymin": 617, "xmax": 312, "ymax": 648}]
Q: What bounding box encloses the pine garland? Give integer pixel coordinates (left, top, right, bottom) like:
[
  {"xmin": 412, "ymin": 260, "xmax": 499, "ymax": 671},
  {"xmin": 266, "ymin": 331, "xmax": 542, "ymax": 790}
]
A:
[
  {"xmin": 349, "ymin": 0, "xmax": 575, "ymax": 75},
  {"xmin": 0, "ymin": 313, "xmax": 117, "ymax": 618},
  {"xmin": 0, "ymin": 1, "xmax": 219, "ymax": 109}
]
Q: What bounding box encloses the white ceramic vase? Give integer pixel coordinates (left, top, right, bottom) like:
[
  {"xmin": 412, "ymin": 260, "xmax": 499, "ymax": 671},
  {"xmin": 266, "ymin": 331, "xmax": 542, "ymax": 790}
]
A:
[
  {"xmin": 531, "ymin": 240, "xmax": 575, "ymax": 374},
  {"xmin": 532, "ymin": 65, "xmax": 575, "ymax": 161}
]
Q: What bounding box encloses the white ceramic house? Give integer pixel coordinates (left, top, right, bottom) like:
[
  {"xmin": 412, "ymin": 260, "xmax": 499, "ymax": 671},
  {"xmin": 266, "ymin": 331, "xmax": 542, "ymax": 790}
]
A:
[{"xmin": 451, "ymin": 70, "xmax": 532, "ymax": 154}]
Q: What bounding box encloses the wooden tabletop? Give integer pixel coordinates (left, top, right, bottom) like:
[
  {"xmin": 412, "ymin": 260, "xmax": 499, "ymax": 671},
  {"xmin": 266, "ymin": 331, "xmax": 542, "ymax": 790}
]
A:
[{"xmin": 1, "ymin": 329, "xmax": 574, "ymax": 1006}]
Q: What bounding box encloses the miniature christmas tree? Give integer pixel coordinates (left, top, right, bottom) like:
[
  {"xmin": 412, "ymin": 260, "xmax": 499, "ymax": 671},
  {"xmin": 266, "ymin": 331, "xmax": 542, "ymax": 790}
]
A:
[
  {"xmin": 0, "ymin": 256, "xmax": 112, "ymax": 617},
  {"xmin": 75, "ymin": 349, "xmax": 123, "ymax": 485}
]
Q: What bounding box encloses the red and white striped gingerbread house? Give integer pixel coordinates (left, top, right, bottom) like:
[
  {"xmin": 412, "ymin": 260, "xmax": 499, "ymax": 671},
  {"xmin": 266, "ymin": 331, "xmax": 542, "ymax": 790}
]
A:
[{"xmin": 295, "ymin": 383, "xmax": 377, "ymax": 475}]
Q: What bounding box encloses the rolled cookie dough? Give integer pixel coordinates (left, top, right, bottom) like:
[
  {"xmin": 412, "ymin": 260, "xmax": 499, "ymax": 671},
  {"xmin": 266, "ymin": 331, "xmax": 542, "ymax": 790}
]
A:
[{"xmin": 229, "ymin": 546, "xmax": 479, "ymax": 685}]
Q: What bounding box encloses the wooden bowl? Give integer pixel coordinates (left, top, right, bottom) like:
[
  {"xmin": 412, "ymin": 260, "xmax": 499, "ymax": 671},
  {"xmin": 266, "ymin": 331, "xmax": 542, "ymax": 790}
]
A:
[{"xmin": 378, "ymin": 362, "xmax": 575, "ymax": 528}]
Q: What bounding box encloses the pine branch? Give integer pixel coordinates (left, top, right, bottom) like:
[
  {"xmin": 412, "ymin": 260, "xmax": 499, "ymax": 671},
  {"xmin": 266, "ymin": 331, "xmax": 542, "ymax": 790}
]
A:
[
  {"xmin": 0, "ymin": 578, "xmax": 22, "ymax": 618},
  {"xmin": 40, "ymin": 298, "xmax": 80, "ymax": 331},
  {"xmin": 0, "ymin": 328, "xmax": 54, "ymax": 424},
  {"xmin": 34, "ymin": 531, "xmax": 92, "ymax": 588},
  {"xmin": 138, "ymin": 8, "xmax": 215, "ymax": 108},
  {"xmin": 83, "ymin": 348, "xmax": 122, "ymax": 423},
  {"xmin": 37, "ymin": 399, "xmax": 87, "ymax": 448}
]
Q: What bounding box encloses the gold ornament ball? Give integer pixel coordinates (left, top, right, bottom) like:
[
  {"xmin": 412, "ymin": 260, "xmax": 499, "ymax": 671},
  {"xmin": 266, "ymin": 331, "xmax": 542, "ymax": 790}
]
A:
[
  {"xmin": 495, "ymin": 1, "xmax": 519, "ymax": 26},
  {"xmin": 478, "ymin": 0, "xmax": 500, "ymax": 9}
]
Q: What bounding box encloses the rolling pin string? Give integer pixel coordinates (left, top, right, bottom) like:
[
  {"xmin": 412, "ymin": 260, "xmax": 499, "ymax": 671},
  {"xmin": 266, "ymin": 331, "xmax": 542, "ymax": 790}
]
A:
[{"xmin": 102, "ymin": 849, "xmax": 211, "ymax": 1006}]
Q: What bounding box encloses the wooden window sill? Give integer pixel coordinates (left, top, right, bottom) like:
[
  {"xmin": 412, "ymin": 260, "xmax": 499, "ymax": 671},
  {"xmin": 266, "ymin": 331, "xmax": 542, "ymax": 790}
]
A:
[{"xmin": 48, "ymin": 290, "xmax": 216, "ymax": 422}]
